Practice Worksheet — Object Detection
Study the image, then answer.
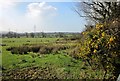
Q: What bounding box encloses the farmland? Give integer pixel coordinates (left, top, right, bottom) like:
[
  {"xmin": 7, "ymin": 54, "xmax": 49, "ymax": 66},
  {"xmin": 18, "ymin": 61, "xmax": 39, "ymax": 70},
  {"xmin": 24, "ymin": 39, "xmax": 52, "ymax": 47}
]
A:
[
  {"xmin": 1, "ymin": 1, "xmax": 120, "ymax": 80},
  {"xmin": 1, "ymin": 37, "xmax": 104, "ymax": 79}
]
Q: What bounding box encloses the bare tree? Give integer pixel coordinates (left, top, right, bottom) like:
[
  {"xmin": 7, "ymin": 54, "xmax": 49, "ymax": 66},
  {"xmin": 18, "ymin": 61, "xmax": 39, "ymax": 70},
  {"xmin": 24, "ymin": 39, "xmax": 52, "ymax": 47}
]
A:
[{"xmin": 74, "ymin": 1, "xmax": 120, "ymax": 23}]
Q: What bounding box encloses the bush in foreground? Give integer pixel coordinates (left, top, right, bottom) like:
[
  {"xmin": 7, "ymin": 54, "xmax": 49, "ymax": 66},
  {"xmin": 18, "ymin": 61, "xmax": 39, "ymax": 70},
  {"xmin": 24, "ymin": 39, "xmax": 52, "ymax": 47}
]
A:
[{"xmin": 78, "ymin": 19, "xmax": 120, "ymax": 80}]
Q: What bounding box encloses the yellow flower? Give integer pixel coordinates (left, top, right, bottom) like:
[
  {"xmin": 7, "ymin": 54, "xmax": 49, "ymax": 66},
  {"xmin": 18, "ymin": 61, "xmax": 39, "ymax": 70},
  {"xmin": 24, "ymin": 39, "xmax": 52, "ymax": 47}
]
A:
[
  {"xmin": 82, "ymin": 32, "xmax": 84, "ymax": 34},
  {"xmin": 88, "ymin": 41, "xmax": 91, "ymax": 44},
  {"xmin": 98, "ymin": 38, "xmax": 100, "ymax": 41},
  {"xmin": 109, "ymin": 37, "xmax": 114, "ymax": 42},
  {"xmin": 95, "ymin": 45, "xmax": 98, "ymax": 49},
  {"xmin": 93, "ymin": 49, "xmax": 97, "ymax": 53},
  {"xmin": 102, "ymin": 32, "xmax": 105, "ymax": 37},
  {"xmin": 96, "ymin": 23, "xmax": 104, "ymax": 29},
  {"xmin": 113, "ymin": 37, "xmax": 116, "ymax": 39},
  {"xmin": 82, "ymin": 32, "xmax": 85, "ymax": 35},
  {"xmin": 96, "ymin": 24, "xmax": 99, "ymax": 29},
  {"xmin": 100, "ymin": 24, "xmax": 103, "ymax": 28}
]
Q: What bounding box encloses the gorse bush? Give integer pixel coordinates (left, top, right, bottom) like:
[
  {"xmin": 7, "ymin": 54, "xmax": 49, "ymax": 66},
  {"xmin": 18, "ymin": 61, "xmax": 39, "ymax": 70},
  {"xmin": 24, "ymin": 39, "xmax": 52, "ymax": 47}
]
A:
[{"xmin": 77, "ymin": 19, "xmax": 120, "ymax": 79}]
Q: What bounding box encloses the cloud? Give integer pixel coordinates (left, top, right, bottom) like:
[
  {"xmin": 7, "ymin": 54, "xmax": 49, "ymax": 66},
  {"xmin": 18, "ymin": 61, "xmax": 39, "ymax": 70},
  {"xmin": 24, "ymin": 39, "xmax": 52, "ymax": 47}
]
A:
[
  {"xmin": 23, "ymin": 2, "xmax": 58, "ymax": 32},
  {"xmin": 0, "ymin": 0, "xmax": 17, "ymax": 32},
  {"xmin": 0, "ymin": 2, "xmax": 58, "ymax": 32},
  {"xmin": 0, "ymin": 0, "xmax": 16, "ymax": 9},
  {"xmin": 26, "ymin": 2, "xmax": 57, "ymax": 18}
]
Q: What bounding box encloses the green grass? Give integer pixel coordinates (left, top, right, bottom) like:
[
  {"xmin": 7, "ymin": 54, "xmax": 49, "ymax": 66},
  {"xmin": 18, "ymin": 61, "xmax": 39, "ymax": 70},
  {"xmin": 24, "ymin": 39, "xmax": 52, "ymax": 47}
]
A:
[
  {"xmin": 2, "ymin": 38, "xmax": 82, "ymax": 72},
  {"xmin": 2, "ymin": 44, "xmax": 83, "ymax": 73},
  {"xmin": 2, "ymin": 37, "xmax": 58, "ymax": 46},
  {"xmin": 2, "ymin": 37, "xmax": 105, "ymax": 79}
]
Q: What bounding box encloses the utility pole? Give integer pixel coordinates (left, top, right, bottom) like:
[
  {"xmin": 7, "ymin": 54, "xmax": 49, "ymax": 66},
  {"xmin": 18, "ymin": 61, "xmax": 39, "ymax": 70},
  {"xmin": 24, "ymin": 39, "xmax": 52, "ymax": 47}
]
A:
[
  {"xmin": 34, "ymin": 25, "xmax": 37, "ymax": 44},
  {"xmin": 34, "ymin": 25, "xmax": 36, "ymax": 38},
  {"xmin": 8, "ymin": 28, "xmax": 10, "ymax": 38},
  {"xmin": 9, "ymin": 28, "xmax": 10, "ymax": 33}
]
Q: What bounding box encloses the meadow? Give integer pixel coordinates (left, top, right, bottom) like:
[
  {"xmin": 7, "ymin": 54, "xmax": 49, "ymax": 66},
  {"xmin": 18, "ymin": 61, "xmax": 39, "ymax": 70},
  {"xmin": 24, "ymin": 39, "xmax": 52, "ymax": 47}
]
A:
[{"xmin": 1, "ymin": 37, "xmax": 105, "ymax": 79}]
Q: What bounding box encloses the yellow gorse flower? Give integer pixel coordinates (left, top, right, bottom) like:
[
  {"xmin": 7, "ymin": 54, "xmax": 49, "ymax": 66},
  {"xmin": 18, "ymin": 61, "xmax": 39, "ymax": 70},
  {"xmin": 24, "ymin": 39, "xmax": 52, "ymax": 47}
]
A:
[
  {"xmin": 93, "ymin": 49, "xmax": 97, "ymax": 53},
  {"xmin": 82, "ymin": 32, "xmax": 85, "ymax": 35},
  {"xmin": 96, "ymin": 23, "xmax": 104, "ymax": 29},
  {"xmin": 109, "ymin": 37, "xmax": 114, "ymax": 42},
  {"xmin": 102, "ymin": 32, "xmax": 105, "ymax": 37}
]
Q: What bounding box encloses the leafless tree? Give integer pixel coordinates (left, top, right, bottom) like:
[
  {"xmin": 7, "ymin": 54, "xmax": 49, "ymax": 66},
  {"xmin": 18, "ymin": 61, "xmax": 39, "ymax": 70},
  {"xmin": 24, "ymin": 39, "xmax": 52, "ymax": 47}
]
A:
[{"xmin": 74, "ymin": 1, "xmax": 120, "ymax": 24}]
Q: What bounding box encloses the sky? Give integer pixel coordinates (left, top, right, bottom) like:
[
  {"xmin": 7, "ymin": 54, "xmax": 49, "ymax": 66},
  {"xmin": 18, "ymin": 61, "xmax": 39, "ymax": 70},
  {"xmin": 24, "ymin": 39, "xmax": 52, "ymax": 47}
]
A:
[{"xmin": 0, "ymin": 0, "xmax": 86, "ymax": 33}]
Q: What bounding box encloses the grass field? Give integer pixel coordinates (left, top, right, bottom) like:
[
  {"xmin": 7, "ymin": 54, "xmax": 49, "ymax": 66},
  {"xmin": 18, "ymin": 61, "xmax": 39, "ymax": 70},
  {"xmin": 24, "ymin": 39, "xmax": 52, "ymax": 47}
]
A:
[{"xmin": 1, "ymin": 37, "xmax": 105, "ymax": 79}]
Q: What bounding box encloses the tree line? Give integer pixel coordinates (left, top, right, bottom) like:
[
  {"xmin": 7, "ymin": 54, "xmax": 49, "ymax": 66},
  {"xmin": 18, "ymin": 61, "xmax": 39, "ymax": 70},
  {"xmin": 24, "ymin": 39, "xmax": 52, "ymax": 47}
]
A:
[{"xmin": 1, "ymin": 31, "xmax": 80, "ymax": 38}]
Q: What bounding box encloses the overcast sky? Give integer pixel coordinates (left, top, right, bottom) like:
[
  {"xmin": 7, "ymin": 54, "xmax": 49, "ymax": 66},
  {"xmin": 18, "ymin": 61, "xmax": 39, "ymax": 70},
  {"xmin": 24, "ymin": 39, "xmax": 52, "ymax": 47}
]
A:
[{"xmin": 0, "ymin": 0, "xmax": 86, "ymax": 33}]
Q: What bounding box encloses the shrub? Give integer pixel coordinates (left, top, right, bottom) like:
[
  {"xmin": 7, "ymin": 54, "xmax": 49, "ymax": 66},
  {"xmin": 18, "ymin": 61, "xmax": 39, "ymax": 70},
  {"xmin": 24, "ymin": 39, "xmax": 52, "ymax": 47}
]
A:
[
  {"xmin": 8, "ymin": 46, "xmax": 29, "ymax": 54},
  {"xmin": 11, "ymin": 48, "xmax": 19, "ymax": 54},
  {"xmin": 39, "ymin": 47, "xmax": 47, "ymax": 54},
  {"xmin": 52, "ymin": 48, "xmax": 59, "ymax": 53},
  {"xmin": 78, "ymin": 19, "xmax": 120, "ymax": 79},
  {"xmin": 18, "ymin": 46, "xmax": 29, "ymax": 54},
  {"xmin": 30, "ymin": 46, "xmax": 41, "ymax": 53},
  {"xmin": 6, "ymin": 47, "xmax": 15, "ymax": 51},
  {"xmin": 39, "ymin": 46, "xmax": 52, "ymax": 54},
  {"xmin": 68, "ymin": 46, "xmax": 80, "ymax": 59},
  {"xmin": 6, "ymin": 44, "xmax": 69, "ymax": 55},
  {"xmin": 0, "ymin": 44, "xmax": 7, "ymax": 46}
]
